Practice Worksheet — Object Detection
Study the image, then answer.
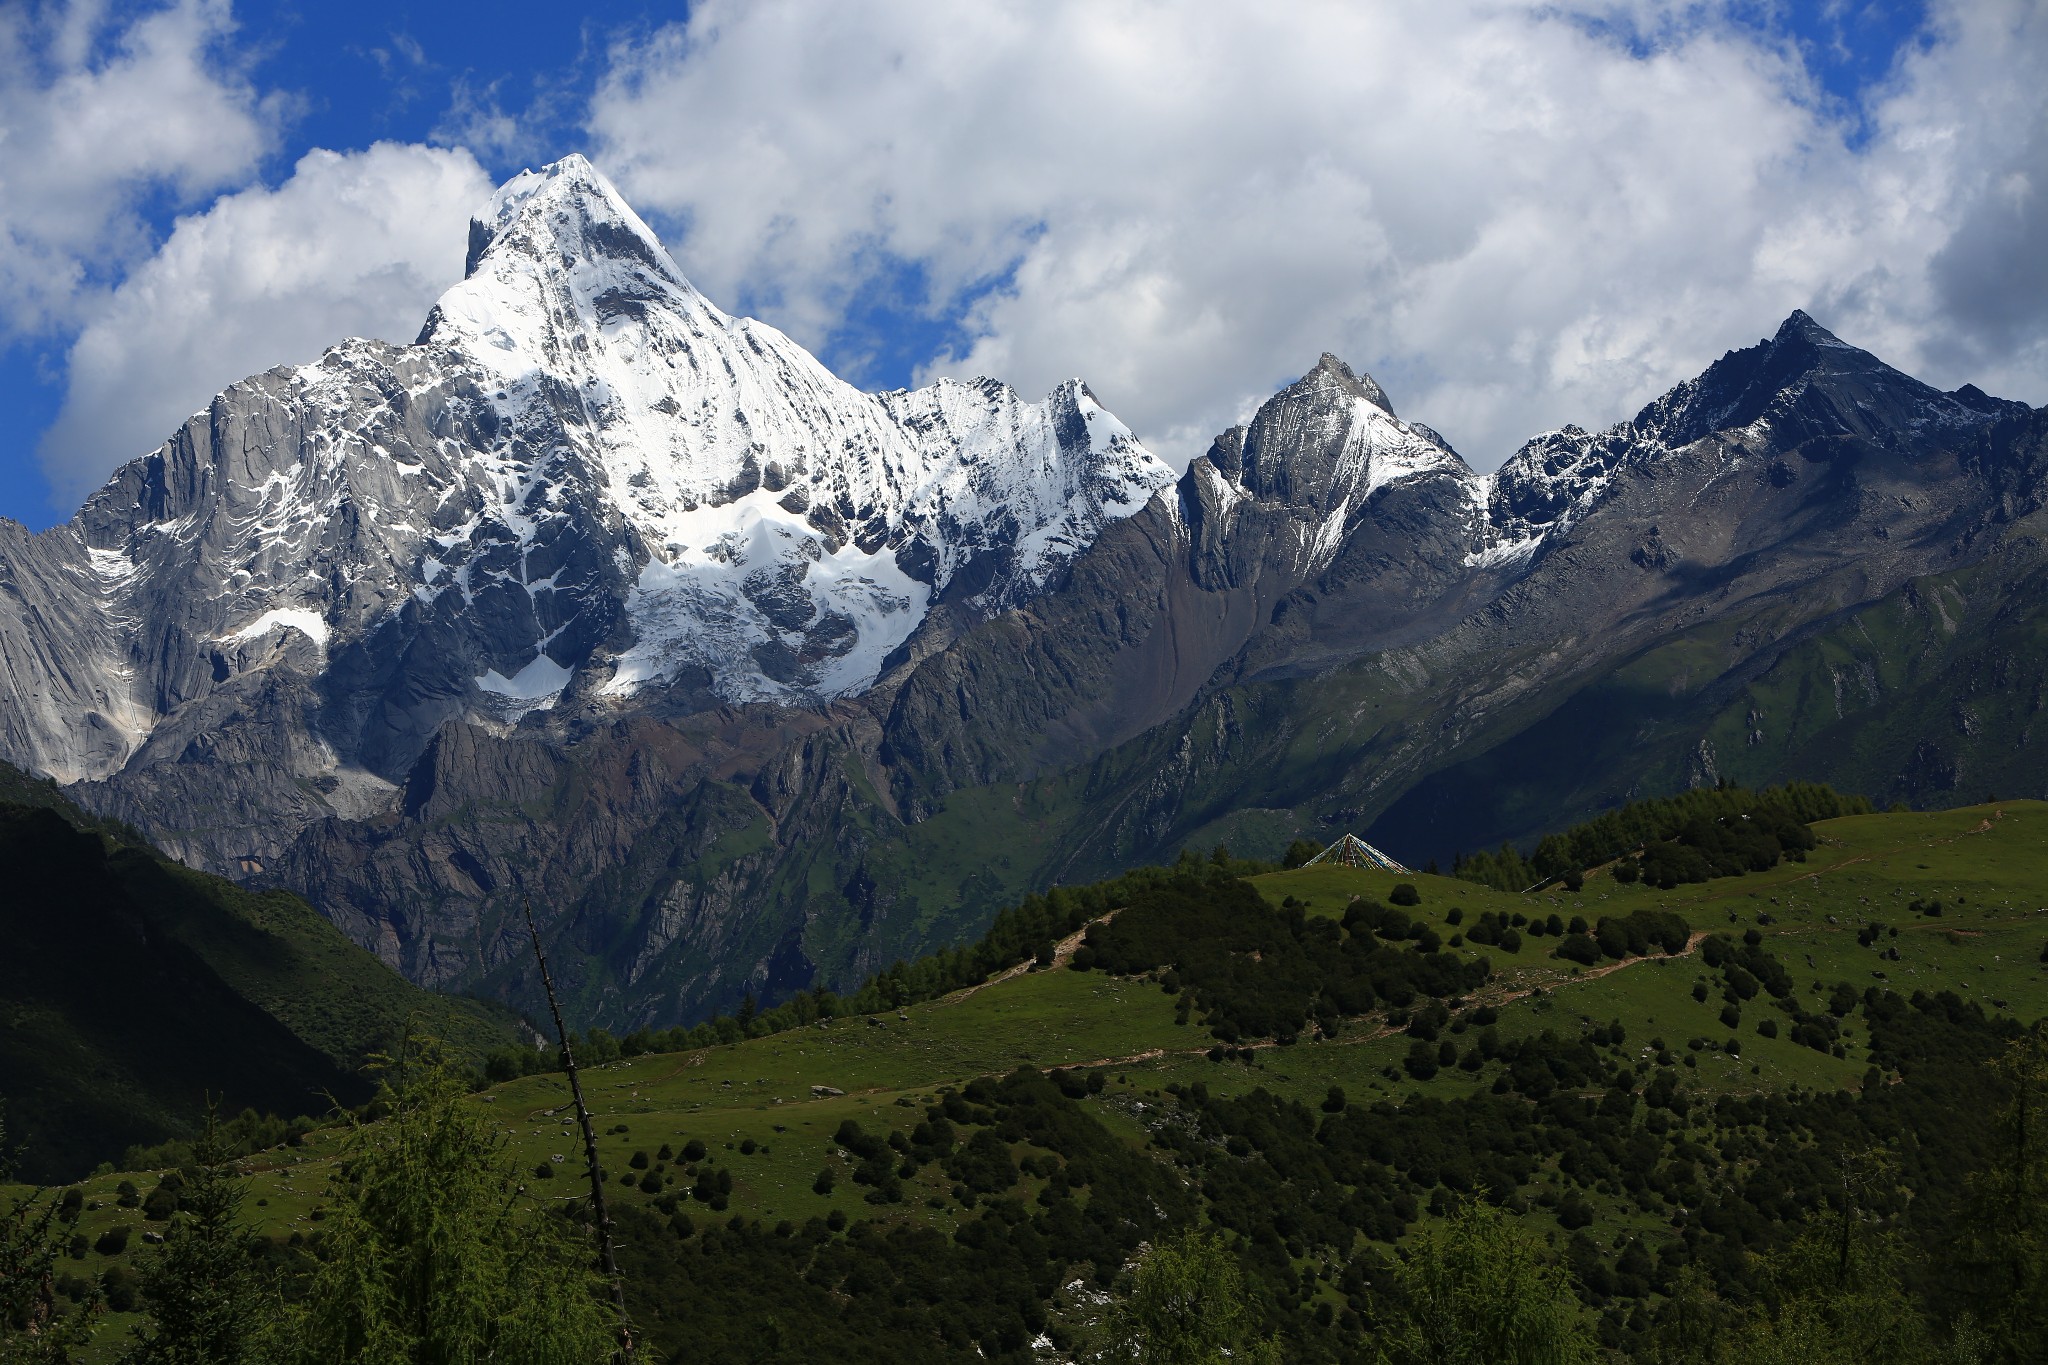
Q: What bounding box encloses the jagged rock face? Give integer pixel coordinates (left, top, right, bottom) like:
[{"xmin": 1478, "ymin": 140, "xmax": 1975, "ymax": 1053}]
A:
[
  {"xmin": 0, "ymin": 155, "xmax": 1172, "ymax": 870},
  {"xmin": 876, "ymin": 353, "xmax": 1499, "ymax": 810},
  {"xmin": 1483, "ymin": 311, "xmax": 2019, "ymax": 544},
  {"xmin": 1, "ymin": 153, "xmax": 2037, "ymax": 1027},
  {"xmin": 881, "ymin": 313, "xmax": 2035, "ymax": 857}
]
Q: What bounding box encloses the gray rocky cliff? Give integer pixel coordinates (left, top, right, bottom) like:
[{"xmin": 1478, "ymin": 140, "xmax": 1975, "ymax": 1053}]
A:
[
  {"xmin": 0, "ymin": 155, "xmax": 1172, "ymax": 876},
  {"xmin": 1, "ymin": 151, "xmax": 2036, "ymax": 1028}
]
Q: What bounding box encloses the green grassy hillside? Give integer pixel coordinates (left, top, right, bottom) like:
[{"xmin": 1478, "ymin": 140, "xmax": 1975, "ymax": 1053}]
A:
[
  {"xmin": 22, "ymin": 800, "xmax": 2048, "ymax": 1360},
  {"xmin": 0, "ymin": 797, "xmax": 526, "ymax": 1184}
]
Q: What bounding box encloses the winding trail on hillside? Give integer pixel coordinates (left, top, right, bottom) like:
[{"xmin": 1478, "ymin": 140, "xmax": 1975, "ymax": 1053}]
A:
[
  {"xmin": 940, "ymin": 913, "xmax": 1117, "ymax": 1003},
  {"xmin": 714, "ymin": 919, "xmax": 1719, "ymax": 1107},
  {"xmin": 1059, "ymin": 928, "xmax": 1714, "ymax": 1073}
]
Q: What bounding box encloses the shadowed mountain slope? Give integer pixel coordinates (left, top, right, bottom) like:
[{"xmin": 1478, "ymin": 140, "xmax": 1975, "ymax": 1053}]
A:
[{"xmin": 0, "ymin": 157, "xmax": 2040, "ymax": 1030}]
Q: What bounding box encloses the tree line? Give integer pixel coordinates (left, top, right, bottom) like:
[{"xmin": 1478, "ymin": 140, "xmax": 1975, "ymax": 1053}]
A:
[{"xmin": 1452, "ymin": 782, "xmax": 1871, "ymax": 892}]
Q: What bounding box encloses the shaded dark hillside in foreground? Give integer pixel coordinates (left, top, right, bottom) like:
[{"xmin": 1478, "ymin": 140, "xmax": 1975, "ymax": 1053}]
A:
[{"xmin": 0, "ymin": 773, "xmax": 524, "ymax": 1182}]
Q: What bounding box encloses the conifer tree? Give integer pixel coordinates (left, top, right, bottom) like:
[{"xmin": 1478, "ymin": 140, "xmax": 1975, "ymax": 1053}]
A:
[
  {"xmin": 1954, "ymin": 1024, "xmax": 2048, "ymax": 1358},
  {"xmin": 119, "ymin": 1105, "xmax": 260, "ymax": 1365},
  {"xmin": 1376, "ymin": 1197, "xmax": 1599, "ymax": 1365},
  {"xmin": 1102, "ymin": 1228, "xmax": 1280, "ymax": 1364},
  {"xmin": 0, "ymin": 1101, "xmax": 99, "ymax": 1364},
  {"xmin": 261, "ymin": 1039, "xmax": 615, "ymax": 1365},
  {"xmin": 1713, "ymin": 1226, "xmax": 1942, "ymax": 1365}
]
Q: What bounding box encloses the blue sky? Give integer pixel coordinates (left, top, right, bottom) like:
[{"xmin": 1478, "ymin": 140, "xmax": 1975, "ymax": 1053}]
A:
[{"xmin": 3, "ymin": 0, "xmax": 2041, "ymax": 530}]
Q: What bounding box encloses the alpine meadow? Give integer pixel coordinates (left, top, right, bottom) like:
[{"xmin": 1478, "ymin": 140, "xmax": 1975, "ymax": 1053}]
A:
[{"xmin": 4, "ymin": 3, "xmax": 2048, "ymax": 1363}]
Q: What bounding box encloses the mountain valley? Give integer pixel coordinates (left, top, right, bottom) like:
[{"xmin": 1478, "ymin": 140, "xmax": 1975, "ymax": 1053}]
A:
[{"xmin": 0, "ymin": 156, "xmax": 2042, "ymax": 1030}]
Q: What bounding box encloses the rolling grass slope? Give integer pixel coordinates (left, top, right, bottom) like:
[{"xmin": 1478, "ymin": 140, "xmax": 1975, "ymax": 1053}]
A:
[{"xmin": 23, "ymin": 802, "xmax": 2047, "ymax": 1359}]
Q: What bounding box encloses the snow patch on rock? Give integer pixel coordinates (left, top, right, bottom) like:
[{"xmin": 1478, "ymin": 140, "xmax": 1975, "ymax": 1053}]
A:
[{"xmin": 225, "ymin": 608, "xmax": 330, "ymax": 648}]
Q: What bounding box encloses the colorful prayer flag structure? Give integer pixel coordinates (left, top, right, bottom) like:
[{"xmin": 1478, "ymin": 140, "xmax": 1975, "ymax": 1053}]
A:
[{"xmin": 1302, "ymin": 833, "xmax": 1408, "ymax": 872}]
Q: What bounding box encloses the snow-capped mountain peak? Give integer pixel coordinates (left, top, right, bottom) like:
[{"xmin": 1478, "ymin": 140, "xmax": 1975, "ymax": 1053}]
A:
[
  {"xmin": 411, "ymin": 156, "xmax": 1175, "ymax": 705},
  {"xmin": 0, "ymin": 155, "xmax": 1174, "ymax": 802}
]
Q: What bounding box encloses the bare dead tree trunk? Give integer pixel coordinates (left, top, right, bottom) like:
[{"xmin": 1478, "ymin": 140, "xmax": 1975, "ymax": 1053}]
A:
[{"xmin": 524, "ymin": 899, "xmax": 635, "ymax": 1362}]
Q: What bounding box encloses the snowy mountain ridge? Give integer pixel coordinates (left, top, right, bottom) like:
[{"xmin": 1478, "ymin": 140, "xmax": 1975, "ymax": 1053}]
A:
[
  {"xmin": 0, "ymin": 155, "xmax": 1177, "ymax": 792},
  {"xmin": 0, "ymin": 155, "xmax": 2022, "ymax": 890},
  {"xmin": 399, "ymin": 153, "xmax": 1179, "ymax": 708}
]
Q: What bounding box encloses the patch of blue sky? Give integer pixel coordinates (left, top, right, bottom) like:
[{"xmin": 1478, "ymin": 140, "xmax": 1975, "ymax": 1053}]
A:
[
  {"xmin": 0, "ymin": 0, "xmax": 668, "ymax": 529},
  {"xmin": 1561, "ymin": 1, "xmax": 1932, "ymax": 139},
  {"xmin": 232, "ymin": 0, "xmax": 662, "ymax": 177},
  {"xmin": 0, "ymin": 356, "xmax": 65, "ymax": 529},
  {"xmin": 806, "ymin": 252, "xmax": 1029, "ymax": 396}
]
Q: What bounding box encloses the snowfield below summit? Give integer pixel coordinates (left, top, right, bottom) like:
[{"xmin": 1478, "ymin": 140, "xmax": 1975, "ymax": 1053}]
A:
[{"xmin": 412, "ymin": 154, "xmax": 1178, "ymax": 705}]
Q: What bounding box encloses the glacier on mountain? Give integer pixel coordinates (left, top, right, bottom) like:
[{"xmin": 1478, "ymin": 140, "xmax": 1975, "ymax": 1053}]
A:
[
  {"xmin": 0, "ymin": 154, "xmax": 1183, "ymax": 791},
  {"xmin": 411, "ymin": 154, "xmax": 1178, "ymax": 705},
  {"xmin": 0, "ymin": 155, "xmax": 2018, "ymax": 848}
]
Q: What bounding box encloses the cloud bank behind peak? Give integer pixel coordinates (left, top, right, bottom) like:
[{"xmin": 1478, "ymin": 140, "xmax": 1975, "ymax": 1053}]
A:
[{"xmin": 587, "ymin": 0, "xmax": 2048, "ymax": 470}]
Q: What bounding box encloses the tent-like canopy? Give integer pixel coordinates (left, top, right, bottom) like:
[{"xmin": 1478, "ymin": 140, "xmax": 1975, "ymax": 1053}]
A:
[{"xmin": 1302, "ymin": 833, "xmax": 1408, "ymax": 873}]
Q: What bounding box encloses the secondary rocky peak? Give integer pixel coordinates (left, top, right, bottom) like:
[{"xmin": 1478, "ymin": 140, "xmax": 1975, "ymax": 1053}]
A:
[
  {"xmin": 1630, "ymin": 308, "xmax": 1994, "ymax": 455},
  {"xmin": 1304, "ymin": 351, "xmax": 1397, "ymax": 418},
  {"xmin": 1223, "ymin": 354, "xmax": 1463, "ymax": 512},
  {"xmin": 1486, "ymin": 309, "xmax": 2028, "ymax": 558},
  {"xmin": 1773, "ymin": 307, "xmax": 1833, "ymax": 343}
]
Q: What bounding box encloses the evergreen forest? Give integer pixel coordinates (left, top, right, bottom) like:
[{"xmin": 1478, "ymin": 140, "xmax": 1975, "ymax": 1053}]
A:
[{"xmin": 7, "ymin": 788, "xmax": 2048, "ymax": 1363}]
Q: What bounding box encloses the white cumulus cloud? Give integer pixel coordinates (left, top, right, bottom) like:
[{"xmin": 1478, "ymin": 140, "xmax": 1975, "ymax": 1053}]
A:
[
  {"xmin": 586, "ymin": 0, "xmax": 2048, "ymax": 469},
  {"xmin": 0, "ymin": 0, "xmax": 278, "ymax": 336},
  {"xmin": 38, "ymin": 143, "xmax": 494, "ymax": 504}
]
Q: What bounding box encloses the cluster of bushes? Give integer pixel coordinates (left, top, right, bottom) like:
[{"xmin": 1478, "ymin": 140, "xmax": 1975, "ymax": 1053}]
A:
[
  {"xmin": 612, "ymin": 1066, "xmax": 1194, "ymax": 1362},
  {"xmin": 598, "ymin": 982, "xmax": 2025, "ymax": 1363},
  {"xmin": 1070, "ymin": 865, "xmax": 1490, "ymax": 1043},
  {"xmin": 1689, "ymin": 933, "xmax": 1877, "ymax": 1059},
  {"xmin": 1461, "ymin": 910, "xmax": 1527, "ymax": 952},
  {"xmin": 1614, "ymin": 802, "xmax": 1819, "ymax": 888},
  {"xmin": 1452, "ymin": 782, "xmax": 1868, "ymax": 891},
  {"xmin": 477, "ymin": 863, "xmax": 1230, "ymax": 1087},
  {"xmin": 120, "ymin": 1108, "xmax": 316, "ymax": 1170},
  {"xmin": 1153, "ymin": 984, "xmax": 2021, "ymax": 1359},
  {"xmin": 50, "ymin": 954, "xmax": 2030, "ymax": 1365},
  {"xmin": 1552, "ymin": 910, "xmax": 1692, "ymax": 966}
]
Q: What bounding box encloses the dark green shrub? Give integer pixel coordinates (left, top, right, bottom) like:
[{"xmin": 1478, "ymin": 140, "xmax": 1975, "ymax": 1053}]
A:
[
  {"xmin": 141, "ymin": 1177, "xmax": 181, "ymax": 1222},
  {"xmin": 101, "ymin": 1265, "xmax": 139, "ymax": 1313},
  {"xmin": 1555, "ymin": 934, "xmax": 1599, "ymax": 966}
]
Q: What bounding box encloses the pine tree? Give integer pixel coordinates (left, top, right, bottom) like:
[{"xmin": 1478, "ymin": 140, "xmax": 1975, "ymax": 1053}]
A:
[
  {"xmin": 1102, "ymin": 1228, "xmax": 1281, "ymax": 1364},
  {"xmin": 119, "ymin": 1105, "xmax": 261, "ymax": 1365},
  {"xmin": 261, "ymin": 1038, "xmax": 616, "ymax": 1365},
  {"xmin": 1953, "ymin": 1024, "xmax": 2048, "ymax": 1358},
  {"xmin": 0, "ymin": 1101, "xmax": 99, "ymax": 1365},
  {"xmin": 1376, "ymin": 1197, "xmax": 1599, "ymax": 1365},
  {"xmin": 1714, "ymin": 1226, "xmax": 1943, "ymax": 1365}
]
